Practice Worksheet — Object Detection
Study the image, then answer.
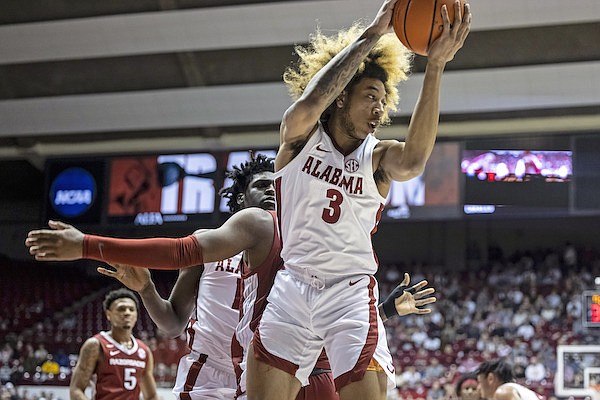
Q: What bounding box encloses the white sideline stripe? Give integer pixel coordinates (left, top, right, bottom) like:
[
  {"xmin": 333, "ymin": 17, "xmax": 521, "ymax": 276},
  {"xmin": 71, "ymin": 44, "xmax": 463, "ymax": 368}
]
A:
[
  {"xmin": 0, "ymin": 61, "xmax": 598, "ymax": 137},
  {"xmin": 0, "ymin": 0, "xmax": 598, "ymax": 64}
]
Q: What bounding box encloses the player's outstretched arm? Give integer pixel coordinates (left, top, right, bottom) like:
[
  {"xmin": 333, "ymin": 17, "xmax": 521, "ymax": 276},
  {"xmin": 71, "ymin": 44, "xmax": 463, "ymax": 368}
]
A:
[
  {"xmin": 26, "ymin": 208, "xmax": 271, "ymax": 270},
  {"xmin": 69, "ymin": 337, "xmax": 100, "ymax": 400},
  {"xmin": 379, "ymin": 272, "xmax": 436, "ymax": 322},
  {"xmin": 26, "ymin": 220, "xmax": 84, "ymax": 261},
  {"xmin": 97, "ymin": 263, "xmax": 201, "ymax": 337},
  {"xmin": 26, "ymin": 219, "xmax": 203, "ymax": 269}
]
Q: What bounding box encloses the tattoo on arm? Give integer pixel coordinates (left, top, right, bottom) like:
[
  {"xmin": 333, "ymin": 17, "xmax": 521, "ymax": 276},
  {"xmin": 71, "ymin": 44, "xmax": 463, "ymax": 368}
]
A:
[{"xmin": 70, "ymin": 339, "xmax": 100, "ymax": 400}]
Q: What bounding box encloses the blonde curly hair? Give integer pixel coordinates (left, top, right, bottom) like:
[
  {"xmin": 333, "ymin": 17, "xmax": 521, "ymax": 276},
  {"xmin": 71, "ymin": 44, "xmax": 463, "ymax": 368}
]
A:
[{"xmin": 283, "ymin": 22, "xmax": 413, "ymax": 125}]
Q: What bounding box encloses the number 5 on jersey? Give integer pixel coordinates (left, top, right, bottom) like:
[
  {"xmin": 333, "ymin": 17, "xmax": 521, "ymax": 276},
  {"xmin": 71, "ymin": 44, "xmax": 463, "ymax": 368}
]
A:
[{"xmin": 124, "ymin": 367, "xmax": 137, "ymax": 390}]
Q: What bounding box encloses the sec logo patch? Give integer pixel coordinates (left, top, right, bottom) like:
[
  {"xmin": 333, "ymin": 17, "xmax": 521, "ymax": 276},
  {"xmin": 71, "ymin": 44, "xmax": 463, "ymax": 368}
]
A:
[{"xmin": 345, "ymin": 159, "xmax": 359, "ymax": 173}]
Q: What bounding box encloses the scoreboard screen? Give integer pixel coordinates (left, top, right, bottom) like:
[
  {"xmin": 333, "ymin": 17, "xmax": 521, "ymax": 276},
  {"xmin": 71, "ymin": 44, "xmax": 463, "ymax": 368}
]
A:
[
  {"xmin": 106, "ymin": 150, "xmax": 276, "ymax": 226},
  {"xmin": 462, "ymin": 149, "xmax": 572, "ymax": 215},
  {"xmin": 583, "ymin": 290, "xmax": 600, "ymax": 328}
]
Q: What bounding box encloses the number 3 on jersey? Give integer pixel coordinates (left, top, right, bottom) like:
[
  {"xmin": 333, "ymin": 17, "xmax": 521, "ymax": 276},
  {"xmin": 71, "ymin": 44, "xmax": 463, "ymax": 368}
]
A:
[{"xmin": 322, "ymin": 188, "xmax": 343, "ymax": 224}]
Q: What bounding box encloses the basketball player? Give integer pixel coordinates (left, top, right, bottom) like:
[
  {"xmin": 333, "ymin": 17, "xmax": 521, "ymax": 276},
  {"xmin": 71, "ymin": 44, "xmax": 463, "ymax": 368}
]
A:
[
  {"xmin": 26, "ymin": 155, "xmax": 435, "ymax": 400},
  {"xmin": 94, "ymin": 156, "xmax": 272, "ymax": 400},
  {"xmin": 70, "ymin": 288, "xmax": 158, "ymax": 400},
  {"xmin": 476, "ymin": 359, "xmax": 542, "ymax": 400},
  {"xmin": 246, "ymin": 0, "xmax": 471, "ymax": 398},
  {"xmin": 96, "ymin": 254, "xmax": 240, "ymax": 399},
  {"xmin": 89, "ymin": 156, "xmax": 277, "ymax": 400}
]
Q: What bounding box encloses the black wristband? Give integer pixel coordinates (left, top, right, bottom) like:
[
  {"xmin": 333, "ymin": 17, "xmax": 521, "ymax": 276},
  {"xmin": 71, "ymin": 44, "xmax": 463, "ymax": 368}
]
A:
[
  {"xmin": 382, "ymin": 297, "xmax": 398, "ymax": 319},
  {"xmin": 381, "ymin": 285, "xmax": 407, "ymax": 319}
]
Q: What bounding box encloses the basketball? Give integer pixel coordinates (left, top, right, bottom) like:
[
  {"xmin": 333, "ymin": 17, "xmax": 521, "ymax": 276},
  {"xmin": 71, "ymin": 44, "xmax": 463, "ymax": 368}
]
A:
[{"xmin": 392, "ymin": 0, "xmax": 465, "ymax": 56}]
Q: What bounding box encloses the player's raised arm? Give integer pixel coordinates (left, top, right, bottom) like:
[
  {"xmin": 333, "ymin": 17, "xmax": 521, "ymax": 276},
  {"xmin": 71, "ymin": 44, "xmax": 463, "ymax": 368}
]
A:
[
  {"xmin": 277, "ymin": 0, "xmax": 399, "ymax": 169},
  {"xmin": 377, "ymin": 1, "xmax": 471, "ymax": 185}
]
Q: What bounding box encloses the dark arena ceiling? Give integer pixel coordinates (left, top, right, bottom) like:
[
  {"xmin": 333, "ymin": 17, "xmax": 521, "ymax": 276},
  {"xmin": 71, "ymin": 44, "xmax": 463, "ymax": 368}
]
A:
[{"xmin": 0, "ymin": 0, "xmax": 598, "ymax": 163}]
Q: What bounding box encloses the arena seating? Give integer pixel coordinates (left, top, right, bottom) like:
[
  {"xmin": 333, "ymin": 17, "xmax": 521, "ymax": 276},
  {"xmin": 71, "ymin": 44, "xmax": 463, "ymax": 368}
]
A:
[{"xmin": 2, "ymin": 245, "xmax": 599, "ymax": 399}]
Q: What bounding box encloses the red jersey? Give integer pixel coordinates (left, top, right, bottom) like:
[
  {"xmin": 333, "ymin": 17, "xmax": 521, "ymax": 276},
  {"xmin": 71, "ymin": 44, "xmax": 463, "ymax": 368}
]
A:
[{"xmin": 92, "ymin": 331, "xmax": 150, "ymax": 400}]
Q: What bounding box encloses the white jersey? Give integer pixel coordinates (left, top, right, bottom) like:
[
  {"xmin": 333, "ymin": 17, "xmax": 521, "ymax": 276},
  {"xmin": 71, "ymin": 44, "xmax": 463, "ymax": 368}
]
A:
[
  {"xmin": 498, "ymin": 383, "xmax": 542, "ymax": 400},
  {"xmin": 180, "ymin": 255, "xmax": 241, "ymax": 373},
  {"xmin": 274, "ymin": 122, "xmax": 386, "ymax": 280}
]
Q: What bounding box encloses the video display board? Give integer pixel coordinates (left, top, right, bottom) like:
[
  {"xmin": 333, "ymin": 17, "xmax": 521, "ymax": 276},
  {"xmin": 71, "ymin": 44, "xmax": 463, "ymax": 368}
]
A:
[
  {"xmin": 583, "ymin": 290, "xmax": 600, "ymax": 329},
  {"xmin": 384, "ymin": 142, "xmax": 461, "ymax": 220},
  {"xmin": 106, "ymin": 150, "xmax": 276, "ymax": 226},
  {"xmin": 43, "ymin": 136, "xmax": 590, "ymax": 227},
  {"xmin": 461, "ymin": 149, "xmax": 572, "ymax": 216},
  {"xmin": 103, "ymin": 144, "xmax": 461, "ymax": 226},
  {"xmin": 574, "ymin": 135, "xmax": 600, "ymax": 211}
]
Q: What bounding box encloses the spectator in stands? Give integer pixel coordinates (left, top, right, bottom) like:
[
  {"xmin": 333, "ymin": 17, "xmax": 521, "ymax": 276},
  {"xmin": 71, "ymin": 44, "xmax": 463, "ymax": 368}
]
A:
[
  {"xmin": 524, "ymin": 356, "xmax": 546, "ymax": 383},
  {"xmin": 39, "ymin": 355, "xmax": 59, "ymax": 376},
  {"xmin": 426, "ymin": 380, "xmax": 445, "ymax": 400},
  {"xmin": 0, "ymin": 382, "xmax": 17, "ymax": 400},
  {"xmin": 423, "ymin": 334, "xmax": 441, "ymax": 352},
  {"xmin": 411, "ymin": 329, "xmax": 429, "ymax": 347},
  {"xmin": 21, "ymin": 346, "xmax": 37, "ymax": 376},
  {"xmin": 69, "ymin": 288, "xmax": 158, "ymax": 400},
  {"xmin": 392, "ymin": 366, "xmax": 405, "ymax": 394},
  {"xmin": 455, "ymin": 373, "xmax": 480, "ymax": 400},
  {"xmin": 515, "ymin": 321, "xmax": 535, "ymax": 341},
  {"xmin": 32, "ymin": 345, "xmax": 47, "ymax": 365},
  {"xmin": 545, "ymin": 289, "xmax": 561, "ymax": 309},
  {"xmin": 511, "ymin": 303, "xmax": 530, "ymax": 328},
  {"xmin": 563, "ymin": 241, "xmax": 577, "ymax": 268},
  {"xmin": 0, "ymin": 365, "xmax": 11, "ymax": 385},
  {"xmin": 401, "ymin": 365, "xmax": 422, "ymax": 389},
  {"xmin": 0, "ymin": 345, "xmax": 13, "ymax": 366},
  {"xmin": 423, "ymin": 358, "xmax": 445, "ymax": 382},
  {"xmin": 52, "ymin": 350, "xmax": 69, "ymax": 370},
  {"xmin": 458, "ymin": 353, "xmax": 480, "ymax": 374}
]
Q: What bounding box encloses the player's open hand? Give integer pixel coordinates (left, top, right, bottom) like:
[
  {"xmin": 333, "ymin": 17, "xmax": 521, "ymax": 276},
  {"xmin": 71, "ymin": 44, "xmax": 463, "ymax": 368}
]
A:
[
  {"xmin": 97, "ymin": 263, "xmax": 151, "ymax": 293},
  {"xmin": 392, "ymin": 272, "xmax": 437, "ymax": 316},
  {"xmin": 427, "ymin": 1, "xmax": 471, "ymax": 65},
  {"xmin": 25, "ymin": 220, "xmax": 84, "ymax": 261}
]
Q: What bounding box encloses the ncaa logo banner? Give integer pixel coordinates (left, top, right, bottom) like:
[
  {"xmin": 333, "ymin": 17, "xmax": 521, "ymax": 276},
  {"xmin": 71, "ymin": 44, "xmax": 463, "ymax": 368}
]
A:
[{"xmin": 50, "ymin": 167, "xmax": 97, "ymax": 218}]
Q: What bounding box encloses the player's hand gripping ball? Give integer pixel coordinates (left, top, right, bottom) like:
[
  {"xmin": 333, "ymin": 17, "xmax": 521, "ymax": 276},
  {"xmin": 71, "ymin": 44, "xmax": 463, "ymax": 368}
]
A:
[{"xmin": 393, "ymin": 0, "xmax": 466, "ymax": 56}]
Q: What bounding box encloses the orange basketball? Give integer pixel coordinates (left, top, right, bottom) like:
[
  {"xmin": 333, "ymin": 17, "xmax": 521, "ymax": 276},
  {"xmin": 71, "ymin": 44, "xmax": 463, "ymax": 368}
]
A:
[{"xmin": 392, "ymin": 0, "xmax": 465, "ymax": 56}]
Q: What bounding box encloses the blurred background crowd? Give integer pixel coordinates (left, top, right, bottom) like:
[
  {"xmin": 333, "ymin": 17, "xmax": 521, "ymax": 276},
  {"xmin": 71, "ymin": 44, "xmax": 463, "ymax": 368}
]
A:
[{"xmin": 1, "ymin": 242, "xmax": 598, "ymax": 400}]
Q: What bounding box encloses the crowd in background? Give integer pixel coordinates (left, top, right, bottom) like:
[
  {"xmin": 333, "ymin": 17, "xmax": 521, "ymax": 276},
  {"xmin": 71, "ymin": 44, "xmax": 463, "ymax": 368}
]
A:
[
  {"xmin": 377, "ymin": 242, "xmax": 600, "ymax": 400},
  {"xmin": 1, "ymin": 242, "xmax": 599, "ymax": 400}
]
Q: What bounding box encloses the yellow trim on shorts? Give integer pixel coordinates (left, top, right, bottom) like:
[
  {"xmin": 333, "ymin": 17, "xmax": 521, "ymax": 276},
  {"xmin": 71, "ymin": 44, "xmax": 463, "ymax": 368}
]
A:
[{"xmin": 366, "ymin": 359, "xmax": 384, "ymax": 372}]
